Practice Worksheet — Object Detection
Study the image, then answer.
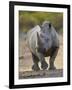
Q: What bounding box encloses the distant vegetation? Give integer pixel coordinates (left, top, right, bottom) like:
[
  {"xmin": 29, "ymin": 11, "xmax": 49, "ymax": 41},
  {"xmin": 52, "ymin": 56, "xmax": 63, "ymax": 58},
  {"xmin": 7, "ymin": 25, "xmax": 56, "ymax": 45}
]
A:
[{"xmin": 19, "ymin": 11, "xmax": 63, "ymax": 33}]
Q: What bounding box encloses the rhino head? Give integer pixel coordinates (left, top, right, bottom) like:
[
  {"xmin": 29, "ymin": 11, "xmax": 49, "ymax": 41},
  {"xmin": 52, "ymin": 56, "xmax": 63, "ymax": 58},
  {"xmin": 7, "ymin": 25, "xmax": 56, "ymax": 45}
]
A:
[
  {"xmin": 42, "ymin": 21, "xmax": 51, "ymax": 29},
  {"xmin": 36, "ymin": 21, "xmax": 52, "ymax": 54}
]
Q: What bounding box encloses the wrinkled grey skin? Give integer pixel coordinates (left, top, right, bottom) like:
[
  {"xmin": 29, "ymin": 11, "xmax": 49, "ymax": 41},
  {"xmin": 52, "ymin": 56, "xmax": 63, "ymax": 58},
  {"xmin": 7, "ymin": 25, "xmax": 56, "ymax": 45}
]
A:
[{"xmin": 27, "ymin": 21, "xmax": 59, "ymax": 71}]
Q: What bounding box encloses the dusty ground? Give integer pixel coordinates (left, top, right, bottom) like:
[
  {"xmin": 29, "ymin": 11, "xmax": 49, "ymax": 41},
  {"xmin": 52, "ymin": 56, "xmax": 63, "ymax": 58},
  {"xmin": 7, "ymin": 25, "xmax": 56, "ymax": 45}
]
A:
[
  {"xmin": 19, "ymin": 33, "xmax": 63, "ymax": 79},
  {"xmin": 19, "ymin": 69, "xmax": 63, "ymax": 79}
]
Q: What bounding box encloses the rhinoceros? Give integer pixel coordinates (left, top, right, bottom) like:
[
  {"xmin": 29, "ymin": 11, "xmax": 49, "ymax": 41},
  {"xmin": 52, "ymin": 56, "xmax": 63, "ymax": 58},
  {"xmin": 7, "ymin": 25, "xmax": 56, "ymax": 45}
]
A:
[{"xmin": 27, "ymin": 21, "xmax": 59, "ymax": 71}]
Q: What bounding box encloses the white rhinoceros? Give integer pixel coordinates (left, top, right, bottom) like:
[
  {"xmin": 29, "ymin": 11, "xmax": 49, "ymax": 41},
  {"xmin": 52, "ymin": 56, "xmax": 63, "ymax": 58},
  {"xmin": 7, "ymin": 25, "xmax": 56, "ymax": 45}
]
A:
[{"xmin": 27, "ymin": 21, "xmax": 59, "ymax": 71}]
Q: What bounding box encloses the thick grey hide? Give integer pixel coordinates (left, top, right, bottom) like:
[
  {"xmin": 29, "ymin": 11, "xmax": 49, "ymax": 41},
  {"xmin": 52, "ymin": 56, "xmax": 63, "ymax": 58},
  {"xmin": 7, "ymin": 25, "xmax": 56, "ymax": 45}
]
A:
[{"xmin": 27, "ymin": 23, "xmax": 59, "ymax": 56}]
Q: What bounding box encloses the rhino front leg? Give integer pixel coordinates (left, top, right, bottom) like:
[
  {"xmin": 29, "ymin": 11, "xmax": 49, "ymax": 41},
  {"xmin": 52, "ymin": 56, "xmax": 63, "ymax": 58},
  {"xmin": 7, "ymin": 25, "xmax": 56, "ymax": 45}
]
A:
[
  {"xmin": 32, "ymin": 53, "xmax": 40, "ymax": 71},
  {"xmin": 49, "ymin": 47, "xmax": 59, "ymax": 70},
  {"xmin": 37, "ymin": 52, "xmax": 48, "ymax": 70}
]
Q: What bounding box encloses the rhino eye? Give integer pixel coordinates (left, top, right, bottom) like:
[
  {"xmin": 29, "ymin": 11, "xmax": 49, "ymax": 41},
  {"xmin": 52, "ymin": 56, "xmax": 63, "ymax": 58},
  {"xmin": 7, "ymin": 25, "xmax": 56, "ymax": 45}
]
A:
[{"xmin": 41, "ymin": 28, "xmax": 45, "ymax": 33}]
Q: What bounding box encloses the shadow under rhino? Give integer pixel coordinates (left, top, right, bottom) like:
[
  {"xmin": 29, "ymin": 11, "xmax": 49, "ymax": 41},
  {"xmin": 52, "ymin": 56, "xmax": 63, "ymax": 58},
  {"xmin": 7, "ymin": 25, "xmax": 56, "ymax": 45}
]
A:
[{"xmin": 19, "ymin": 69, "xmax": 63, "ymax": 79}]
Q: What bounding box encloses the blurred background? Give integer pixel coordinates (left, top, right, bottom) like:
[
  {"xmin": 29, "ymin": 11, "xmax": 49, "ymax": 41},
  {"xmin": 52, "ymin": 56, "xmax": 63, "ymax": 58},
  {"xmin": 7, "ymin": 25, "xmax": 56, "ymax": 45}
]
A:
[{"xmin": 19, "ymin": 11, "xmax": 63, "ymax": 33}]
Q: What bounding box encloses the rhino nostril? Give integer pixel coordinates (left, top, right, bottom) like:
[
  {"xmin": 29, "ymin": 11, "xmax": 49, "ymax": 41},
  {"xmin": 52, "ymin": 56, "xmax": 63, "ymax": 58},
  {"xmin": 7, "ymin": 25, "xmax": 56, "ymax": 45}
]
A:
[{"xmin": 45, "ymin": 38, "xmax": 49, "ymax": 42}]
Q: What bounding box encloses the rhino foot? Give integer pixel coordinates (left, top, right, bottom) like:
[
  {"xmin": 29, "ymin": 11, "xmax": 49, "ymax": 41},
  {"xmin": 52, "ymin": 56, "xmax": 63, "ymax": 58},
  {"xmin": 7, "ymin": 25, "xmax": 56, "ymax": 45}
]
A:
[
  {"xmin": 49, "ymin": 66, "xmax": 56, "ymax": 70},
  {"xmin": 41, "ymin": 61, "xmax": 48, "ymax": 70},
  {"xmin": 32, "ymin": 64, "xmax": 40, "ymax": 71}
]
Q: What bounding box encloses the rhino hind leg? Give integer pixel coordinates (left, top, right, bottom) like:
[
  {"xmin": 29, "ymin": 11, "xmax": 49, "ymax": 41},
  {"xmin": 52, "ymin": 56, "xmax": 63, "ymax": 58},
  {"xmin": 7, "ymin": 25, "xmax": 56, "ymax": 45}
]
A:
[
  {"xmin": 49, "ymin": 47, "xmax": 59, "ymax": 70},
  {"xmin": 32, "ymin": 53, "xmax": 40, "ymax": 71}
]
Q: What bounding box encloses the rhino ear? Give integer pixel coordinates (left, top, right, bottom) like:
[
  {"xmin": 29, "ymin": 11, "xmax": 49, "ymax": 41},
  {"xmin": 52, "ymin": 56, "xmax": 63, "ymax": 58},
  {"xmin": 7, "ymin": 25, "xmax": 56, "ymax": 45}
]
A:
[{"xmin": 49, "ymin": 23, "xmax": 51, "ymax": 28}]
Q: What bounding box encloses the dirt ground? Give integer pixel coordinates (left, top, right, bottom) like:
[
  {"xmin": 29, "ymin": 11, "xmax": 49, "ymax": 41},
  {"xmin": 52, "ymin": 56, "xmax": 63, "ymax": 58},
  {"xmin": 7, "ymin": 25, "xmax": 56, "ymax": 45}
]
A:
[{"xmin": 19, "ymin": 33, "xmax": 63, "ymax": 78}]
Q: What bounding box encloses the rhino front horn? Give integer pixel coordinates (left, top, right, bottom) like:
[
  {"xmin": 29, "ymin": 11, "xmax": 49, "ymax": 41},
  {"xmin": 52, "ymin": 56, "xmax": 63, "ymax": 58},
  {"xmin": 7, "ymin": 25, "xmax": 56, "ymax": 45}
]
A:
[{"xmin": 37, "ymin": 32, "xmax": 42, "ymax": 46}]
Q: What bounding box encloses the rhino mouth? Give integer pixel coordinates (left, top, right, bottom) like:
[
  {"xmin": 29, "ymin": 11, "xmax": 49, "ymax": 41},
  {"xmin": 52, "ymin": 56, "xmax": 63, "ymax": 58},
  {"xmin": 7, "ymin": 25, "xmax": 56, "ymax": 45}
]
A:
[
  {"xmin": 37, "ymin": 47, "xmax": 46, "ymax": 54},
  {"xmin": 37, "ymin": 46, "xmax": 53, "ymax": 57}
]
